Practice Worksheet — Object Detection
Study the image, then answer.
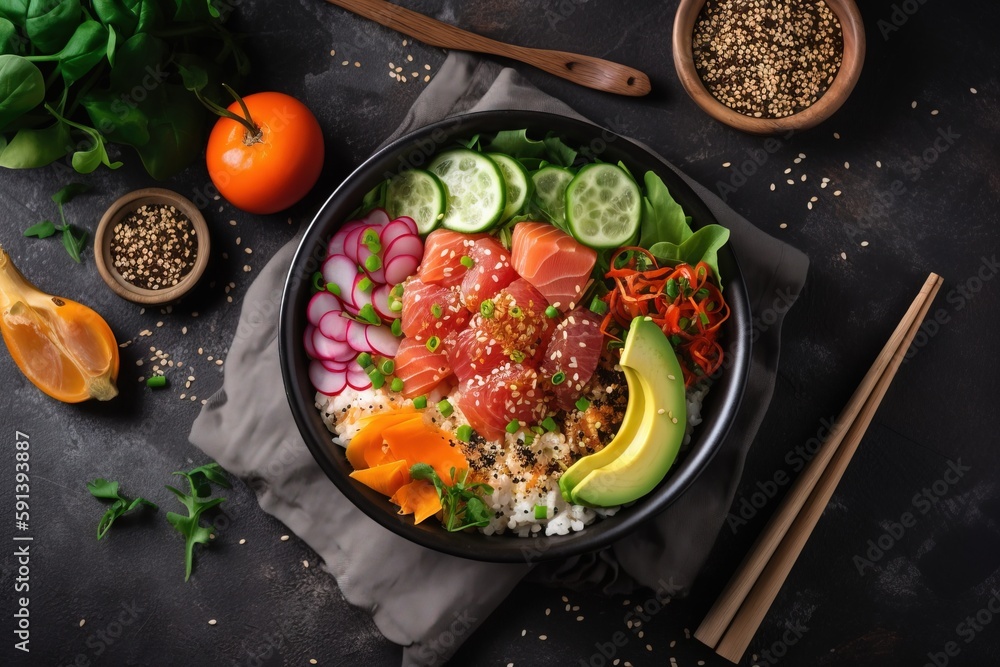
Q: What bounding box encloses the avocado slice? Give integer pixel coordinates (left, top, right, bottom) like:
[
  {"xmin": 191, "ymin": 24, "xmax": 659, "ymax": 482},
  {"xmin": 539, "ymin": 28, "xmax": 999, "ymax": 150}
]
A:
[
  {"xmin": 558, "ymin": 366, "xmax": 646, "ymax": 502},
  {"xmin": 569, "ymin": 317, "xmax": 687, "ymax": 507}
]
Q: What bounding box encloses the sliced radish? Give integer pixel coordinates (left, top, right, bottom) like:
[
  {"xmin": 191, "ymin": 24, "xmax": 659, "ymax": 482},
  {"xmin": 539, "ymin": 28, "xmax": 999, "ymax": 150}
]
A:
[
  {"xmin": 347, "ymin": 364, "xmax": 372, "ymax": 390},
  {"xmin": 366, "ymin": 325, "xmax": 401, "ymax": 357},
  {"xmin": 303, "ymin": 325, "xmax": 319, "ymax": 359},
  {"xmin": 321, "ymin": 255, "xmax": 359, "ymax": 308},
  {"xmin": 321, "ymin": 358, "xmax": 350, "ymax": 372},
  {"xmin": 362, "ymin": 208, "xmax": 391, "ymax": 228},
  {"xmin": 383, "ymin": 233, "xmax": 423, "ymax": 266},
  {"xmin": 310, "ymin": 360, "xmax": 348, "ymax": 395},
  {"xmin": 346, "ymin": 319, "xmax": 372, "ymax": 353},
  {"xmin": 318, "ymin": 310, "xmax": 350, "ymax": 342},
  {"xmin": 395, "ymin": 215, "xmax": 418, "ymax": 235},
  {"xmin": 384, "ymin": 253, "xmax": 421, "ymax": 286},
  {"xmin": 313, "ymin": 328, "xmax": 355, "ymax": 362},
  {"xmin": 371, "ymin": 284, "xmax": 398, "ymax": 320},
  {"xmin": 307, "ymin": 291, "xmax": 342, "ymax": 327},
  {"xmin": 327, "ymin": 220, "xmax": 366, "ymax": 257},
  {"xmin": 342, "ymin": 226, "xmax": 365, "ymax": 264},
  {"xmin": 350, "ymin": 279, "xmax": 374, "ymax": 316},
  {"xmin": 379, "ymin": 218, "xmax": 416, "ymax": 250}
]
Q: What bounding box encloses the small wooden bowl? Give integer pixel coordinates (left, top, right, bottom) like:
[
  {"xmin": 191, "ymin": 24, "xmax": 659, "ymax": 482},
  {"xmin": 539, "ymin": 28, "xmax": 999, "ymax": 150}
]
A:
[
  {"xmin": 672, "ymin": 0, "xmax": 865, "ymax": 135},
  {"xmin": 94, "ymin": 188, "xmax": 210, "ymax": 305}
]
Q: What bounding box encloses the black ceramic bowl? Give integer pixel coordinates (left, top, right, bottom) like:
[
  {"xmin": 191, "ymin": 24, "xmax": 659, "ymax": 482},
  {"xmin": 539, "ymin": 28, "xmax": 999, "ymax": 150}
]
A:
[{"xmin": 279, "ymin": 111, "xmax": 751, "ymax": 563}]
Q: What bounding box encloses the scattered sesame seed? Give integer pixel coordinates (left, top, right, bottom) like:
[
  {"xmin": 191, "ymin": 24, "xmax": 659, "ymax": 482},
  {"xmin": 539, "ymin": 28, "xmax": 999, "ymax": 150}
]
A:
[
  {"xmin": 79, "ymin": 619, "xmax": 86, "ymax": 627},
  {"xmin": 844, "ymin": 161, "xmax": 850, "ymax": 169},
  {"xmin": 208, "ymin": 619, "xmax": 217, "ymax": 626},
  {"xmin": 341, "ymin": 60, "xmax": 348, "ymax": 66},
  {"xmin": 310, "ymin": 661, "xmax": 318, "ymax": 665},
  {"xmin": 545, "ymin": 608, "xmax": 551, "ymax": 616},
  {"xmin": 833, "ymin": 190, "xmax": 842, "ymax": 196},
  {"xmin": 303, "ymin": 560, "xmax": 309, "ymax": 568},
  {"xmin": 329, "ymin": 49, "xmax": 335, "ymax": 56},
  {"xmin": 425, "ymin": 64, "xmax": 431, "ymax": 70},
  {"xmin": 911, "ymin": 100, "xmax": 917, "ymax": 108},
  {"xmin": 770, "ymin": 183, "xmax": 775, "ymax": 191},
  {"xmin": 406, "ymin": 55, "xmax": 413, "ymax": 62},
  {"xmin": 861, "ymin": 240, "xmax": 869, "ymax": 247},
  {"xmin": 786, "ymin": 179, "xmax": 794, "ymax": 185},
  {"xmin": 833, "ymin": 132, "xmax": 841, "ymax": 139},
  {"xmin": 800, "ymin": 174, "xmax": 807, "ymax": 181},
  {"xmin": 239, "ymin": 538, "xmax": 246, "ymax": 544},
  {"xmin": 521, "ymin": 629, "xmax": 527, "ymax": 637},
  {"xmin": 136, "ymin": 359, "xmax": 143, "ymax": 366},
  {"xmin": 280, "ymin": 535, "xmax": 290, "ymax": 541},
  {"xmin": 539, "ymin": 635, "xmax": 547, "ymax": 641},
  {"xmin": 930, "ymin": 109, "xmax": 939, "ymax": 116},
  {"xmin": 156, "ymin": 321, "xmax": 164, "ymax": 327},
  {"xmin": 423, "ymin": 75, "xmax": 431, "ymax": 83},
  {"xmin": 784, "ymin": 167, "xmax": 792, "ymax": 174},
  {"xmin": 970, "ymin": 87, "xmax": 978, "ymax": 94},
  {"xmin": 840, "ymin": 251, "xmax": 847, "ymax": 260},
  {"xmin": 876, "ymin": 160, "xmax": 882, "ymax": 168},
  {"xmin": 779, "ymin": 223, "xmax": 788, "ymax": 229},
  {"xmin": 402, "ymin": 39, "xmax": 408, "ymax": 46},
  {"xmin": 722, "ymin": 162, "xmax": 731, "ymax": 168},
  {"xmin": 807, "ymin": 202, "xmax": 813, "ymax": 210}
]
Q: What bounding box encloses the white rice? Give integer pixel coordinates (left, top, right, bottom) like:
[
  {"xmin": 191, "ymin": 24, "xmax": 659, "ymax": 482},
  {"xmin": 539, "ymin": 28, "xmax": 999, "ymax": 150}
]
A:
[{"xmin": 316, "ymin": 381, "xmax": 708, "ymax": 537}]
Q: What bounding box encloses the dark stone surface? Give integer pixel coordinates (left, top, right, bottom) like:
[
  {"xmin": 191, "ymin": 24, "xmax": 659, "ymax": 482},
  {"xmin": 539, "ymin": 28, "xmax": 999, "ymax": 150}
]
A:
[{"xmin": 2, "ymin": 1, "xmax": 998, "ymax": 665}]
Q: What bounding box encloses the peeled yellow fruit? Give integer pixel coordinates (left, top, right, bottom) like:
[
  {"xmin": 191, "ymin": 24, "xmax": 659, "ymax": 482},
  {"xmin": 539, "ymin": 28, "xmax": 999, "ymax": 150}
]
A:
[{"xmin": 0, "ymin": 246, "xmax": 119, "ymax": 402}]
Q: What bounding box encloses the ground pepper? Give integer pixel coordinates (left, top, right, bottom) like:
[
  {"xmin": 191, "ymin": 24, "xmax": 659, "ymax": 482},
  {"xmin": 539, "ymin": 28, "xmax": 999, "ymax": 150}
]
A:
[
  {"xmin": 110, "ymin": 205, "xmax": 197, "ymax": 290},
  {"xmin": 693, "ymin": 0, "xmax": 844, "ymax": 118}
]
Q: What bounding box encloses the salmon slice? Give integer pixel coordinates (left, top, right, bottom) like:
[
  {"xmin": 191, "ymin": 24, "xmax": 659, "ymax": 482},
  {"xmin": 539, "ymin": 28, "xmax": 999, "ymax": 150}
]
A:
[
  {"xmin": 400, "ymin": 277, "xmax": 469, "ymax": 342},
  {"xmin": 393, "ymin": 336, "xmax": 452, "ymax": 398},
  {"xmin": 418, "ymin": 230, "xmax": 489, "ymax": 288},
  {"xmin": 511, "ymin": 222, "xmax": 597, "ymax": 312}
]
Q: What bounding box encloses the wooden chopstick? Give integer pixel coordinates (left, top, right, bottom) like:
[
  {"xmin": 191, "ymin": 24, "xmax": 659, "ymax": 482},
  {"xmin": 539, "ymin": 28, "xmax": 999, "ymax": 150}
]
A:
[{"xmin": 696, "ymin": 272, "xmax": 943, "ymax": 659}]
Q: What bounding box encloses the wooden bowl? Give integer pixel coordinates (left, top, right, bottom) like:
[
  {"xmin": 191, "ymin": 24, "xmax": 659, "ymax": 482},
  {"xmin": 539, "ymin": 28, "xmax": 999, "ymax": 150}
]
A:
[
  {"xmin": 94, "ymin": 188, "xmax": 210, "ymax": 305},
  {"xmin": 672, "ymin": 0, "xmax": 865, "ymax": 135}
]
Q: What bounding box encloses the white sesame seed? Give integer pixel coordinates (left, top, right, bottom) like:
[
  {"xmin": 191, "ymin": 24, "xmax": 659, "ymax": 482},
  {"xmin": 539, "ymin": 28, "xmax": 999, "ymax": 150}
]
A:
[
  {"xmin": 787, "ymin": 179, "xmax": 794, "ymax": 185},
  {"xmin": 844, "ymin": 161, "xmax": 850, "ymax": 169},
  {"xmin": 841, "ymin": 251, "xmax": 847, "ymax": 260},
  {"xmin": 779, "ymin": 223, "xmax": 788, "ymax": 229},
  {"xmin": 341, "ymin": 60, "xmax": 348, "ymax": 66},
  {"xmin": 784, "ymin": 167, "xmax": 791, "ymax": 174},
  {"xmin": 239, "ymin": 538, "xmax": 246, "ymax": 544},
  {"xmin": 303, "ymin": 560, "xmax": 309, "ymax": 568},
  {"xmin": 539, "ymin": 635, "xmax": 547, "ymax": 641},
  {"xmin": 208, "ymin": 619, "xmax": 217, "ymax": 626},
  {"xmin": 722, "ymin": 162, "xmax": 731, "ymax": 168},
  {"xmin": 770, "ymin": 183, "xmax": 775, "ymax": 191},
  {"xmin": 970, "ymin": 87, "xmax": 978, "ymax": 94},
  {"xmin": 280, "ymin": 535, "xmax": 290, "ymax": 541},
  {"xmin": 833, "ymin": 132, "xmax": 841, "ymax": 139},
  {"xmin": 800, "ymin": 174, "xmax": 807, "ymax": 182},
  {"xmin": 911, "ymin": 100, "xmax": 917, "ymax": 108},
  {"xmin": 876, "ymin": 160, "xmax": 882, "ymax": 168},
  {"xmin": 931, "ymin": 109, "xmax": 939, "ymax": 116},
  {"xmin": 834, "ymin": 190, "xmax": 842, "ymax": 196},
  {"xmin": 79, "ymin": 619, "xmax": 86, "ymax": 627},
  {"xmin": 861, "ymin": 241, "xmax": 869, "ymax": 247}
]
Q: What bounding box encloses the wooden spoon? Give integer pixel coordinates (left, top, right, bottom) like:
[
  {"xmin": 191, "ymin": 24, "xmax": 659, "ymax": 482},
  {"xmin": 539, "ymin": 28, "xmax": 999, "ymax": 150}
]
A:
[{"xmin": 325, "ymin": 0, "xmax": 652, "ymax": 96}]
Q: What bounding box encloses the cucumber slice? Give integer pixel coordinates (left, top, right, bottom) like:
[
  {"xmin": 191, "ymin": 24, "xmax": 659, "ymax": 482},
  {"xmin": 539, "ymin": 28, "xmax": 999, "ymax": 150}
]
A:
[
  {"xmin": 428, "ymin": 149, "xmax": 506, "ymax": 233},
  {"xmin": 565, "ymin": 163, "xmax": 642, "ymax": 249},
  {"xmin": 489, "ymin": 153, "xmax": 532, "ymax": 221},
  {"xmin": 531, "ymin": 165, "xmax": 575, "ymax": 231},
  {"xmin": 386, "ymin": 169, "xmax": 447, "ymax": 234}
]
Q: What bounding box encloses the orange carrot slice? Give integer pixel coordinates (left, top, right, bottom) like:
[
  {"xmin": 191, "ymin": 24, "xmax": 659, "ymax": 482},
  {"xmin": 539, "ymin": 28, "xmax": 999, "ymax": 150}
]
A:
[
  {"xmin": 345, "ymin": 408, "xmax": 418, "ymax": 469},
  {"xmin": 381, "ymin": 418, "xmax": 468, "ymax": 480},
  {"xmin": 390, "ymin": 480, "xmax": 442, "ymax": 524},
  {"xmin": 349, "ymin": 460, "xmax": 411, "ymax": 497}
]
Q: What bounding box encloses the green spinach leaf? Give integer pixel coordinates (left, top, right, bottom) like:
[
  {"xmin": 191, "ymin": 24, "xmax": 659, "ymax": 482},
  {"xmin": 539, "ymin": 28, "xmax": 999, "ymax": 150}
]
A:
[
  {"xmin": 0, "ymin": 120, "xmax": 71, "ymax": 167},
  {"xmin": 23, "ymin": 219, "xmax": 55, "ymax": 237},
  {"xmin": 53, "ymin": 20, "xmax": 109, "ymax": 85},
  {"xmin": 0, "ymin": 0, "xmax": 28, "ymax": 26},
  {"xmin": 639, "ymin": 170, "xmax": 692, "ymax": 248},
  {"xmin": 25, "ymin": 0, "xmax": 80, "ymax": 54},
  {"xmin": 0, "ymin": 54, "xmax": 44, "ymax": 129},
  {"xmin": 648, "ymin": 224, "xmax": 731, "ymax": 286}
]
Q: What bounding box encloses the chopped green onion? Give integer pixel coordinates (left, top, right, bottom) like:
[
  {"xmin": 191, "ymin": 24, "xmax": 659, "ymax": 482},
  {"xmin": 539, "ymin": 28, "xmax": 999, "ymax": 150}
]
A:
[
  {"xmin": 679, "ymin": 277, "xmax": 691, "ymax": 297},
  {"xmin": 357, "ymin": 303, "xmax": 381, "ymax": 325},
  {"xmin": 509, "ymin": 306, "xmax": 523, "ymax": 318},
  {"xmin": 437, "ymin": 399, "xmax": 454, "ymax": 418},
  {"xmin": 367, "ymin": 368, "xmax": 385, "ymax": 389},
  {"xmin": 505, "ymin": 419, "xmax": 520, "ymax": 434},
  {"xmin": 456, "ymin": 424, "xmax": 472, "ymax": 441},
  {"xmin": 146, "ymin": 375, "xmax": 167, "ymax": 388},
  {"xmin": 426, "ymin": 336, "xmax": 441, "ymax": 352},
  {"xmin": 669, "ymin": 334, "xmax": 683, "ymax": 346},
  {"xmin": 550, "ymin": 371, "xmax": 565, "ymax": 385},
  {"xmin": 460, "ymin": 255, "xmax": 474, "ymax": 268},
  {"xmin": 379, "ymin": 359, "xmax": 395, "ymax": 375},
  {"xmin": 695, "ymin": 288, "xmax": 710, "ymax": 301},
  {"xmin": 531, "ymin": 425, "xmax": 545, "ymax": 435},
  {"xmin": 390, "ymin": 377, "xmax": 404, "ymax": 392},
  {"xmin": 413, "ymin": 395, "xmax": 427, "ymax": 409},
  {"xmin": 390, "ymin": 317, "xmax": 402, "ymax": 336},
  {"xmin": 356, "ymin": 352, "xmax": 372, "ymax": 368},
  {"xmin": 699, "ymin": 310, "xmax": 710, "ymax": 326},
  {"xmin": 544, "ymin": 305, "xmax": 558, "ymax": 318},
  {"xmin": 678, "ymin": 316, "xmax": 690, "ymax": 330},
  {"xmin": 431, "ymin": 303, "xmax": 443, "ymax": 318},
  {"xmin": 326, "ymin": 282, "xmax": 341, "ymax": 296},
  {"xmin": 364, "ymin": 254, "xmax": 382, "ymax": 272},
  {"xmin": 589, "ymin": 296, "xmax": 608, "ymax": 315},
  {"xmin": 311, "ymin": 272, "xmax": 324, "ymax": 292},
  {"xmin": 390, "ymin": 283, "xmax": 404, "ymax": 298},
  {"xmin": 665, "ymin": 278, "xmax": 679, "ymax": 300},
  {"xmin": 575, "ymin": 397, "xmax": 590, "ymax": 412},
  {"xmin": 541, "ymin": 416, "xmax": 558, "ymax": 432},
  {"xmin": 607, "ymin": 340, "xmax": 624, "ymax": 351},
  {"xmin": 361, "ymin": 228, "xmax": 380, "ymax": 247},
  {"xmin": 389, "ymin": 299, "xmax": 403, "ymax": 312},
  {"xmin": 509, "ymin": 350, "xmax": 525, "ymax": 363},
  {"xmin": 358, "ymin": 276, "xmax": 373, "ymax": 293},
  {"xmin": 523, "ymin": 432, "xmax": 535, "ymax": 446},
  {"xmin": 706, "ymin": 300, "xmax": 717, "ymax": 311},
  {"xmin": 480, "ymin": 299, "xmax": 495, "ymax": 318},
  {"xmin": 534, "ymin": 505, "xmax": 547, "ymax": 520}
]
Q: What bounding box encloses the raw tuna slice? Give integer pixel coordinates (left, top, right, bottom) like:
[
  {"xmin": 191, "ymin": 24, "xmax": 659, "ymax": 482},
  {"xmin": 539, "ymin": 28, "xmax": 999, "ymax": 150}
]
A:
[
  {"xmin": 539, "ymin": 308, "xmax": 604, "ymax": 411},
  {"xmin": 511, "ymin": 222, "xmax": 597, "ymax": 311},
  {"xmin": 460, "ymin": 237, "xmax": 518, "ymax": 312},
  {"xmin": 400, "ymin": 278, "xmax": 469, "ymax": 342},
  {"xmin": 458, "ymin": 363, "xmax": 549, "ymax": 440}
]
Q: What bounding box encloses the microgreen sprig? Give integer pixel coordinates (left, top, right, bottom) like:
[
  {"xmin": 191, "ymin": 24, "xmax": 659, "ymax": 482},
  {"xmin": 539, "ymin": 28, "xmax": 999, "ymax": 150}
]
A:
[
  {"xmin": 409, "ymin": 464, "xmax": 494, "ymax": 532},
  {"xmin": 86, "ymin": 478, "xmax": 158, "ymax": 540},
  {"xmin": 165, "ymin": 462, "xmax": 231, "ymax": 581}
]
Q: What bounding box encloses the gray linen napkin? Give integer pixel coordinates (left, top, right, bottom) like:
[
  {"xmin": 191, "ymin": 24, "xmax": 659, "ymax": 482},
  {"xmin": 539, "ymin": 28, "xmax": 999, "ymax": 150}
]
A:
[{"xmin": 189, "ymin": 52, "xmax": 809, "ymax": 666}]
